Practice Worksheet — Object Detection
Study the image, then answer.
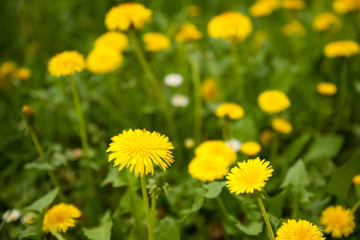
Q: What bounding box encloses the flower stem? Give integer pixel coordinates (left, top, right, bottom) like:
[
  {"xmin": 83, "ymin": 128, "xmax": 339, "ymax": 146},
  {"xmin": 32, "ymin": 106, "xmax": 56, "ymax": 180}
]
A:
[
  {"xmin": 216, "ymin": 195, "xmax": 230, "ymax": 221},
  {"xmin": 140, "ymin": 175, "xmax": 154, "ymax": 240},
  {"xmin": 151, "ymin": 193, "xmax": 157, "ymax": 227},
  {"xmin": 351, "ymin": 199, "xmax": 360, "ymax": 214},
  {"xmin": 335, "ymin": 58, "xmax": 347, "ymax": 130},
  {"xmin": 127, "ymin": 172, "xmax": 144, "ymax": 239},
  {"xmin": 230, "ymin": 42, "xmax": 244, "ymax": 103},
  {"xmin": 54, "ymin": 232, "xmax": 66, "ymax": 240},
  {"xmin": 256, "ymin": 196, "xmax": 275, "ymax": 240},
  {"xmin": 221, "ymin": 119, "xmax": 233, "ymax": 141}
]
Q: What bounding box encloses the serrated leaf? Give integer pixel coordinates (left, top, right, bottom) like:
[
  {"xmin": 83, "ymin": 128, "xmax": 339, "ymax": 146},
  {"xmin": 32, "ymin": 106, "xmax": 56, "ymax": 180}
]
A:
[
  {"xmin": 299, "ymin": 186, "xmax": 314, "ymax": 203},
  {"xmin": 281, "ymin": 160, "xmax": 309, "ymax": 188},
  {"xmin": 303, "ymin": 134, "xmax": 343, "ymax": 162},
  {"xmin": 203, "ymin": 181, "xmax": 226, "ymax": 199},
  {"xmin": 154, "ymin": 217, "xmax": 180, "ymax": 240},
  {"xmin": 181, "ymin": 195, "xmax": 204, "ymax": 216},
  {"xmin": 234, "ymin": 221, "xmax": 263, "ymax": 236},
  {"xmin": 101, "ymin": 168, "xmax": 128, "ymax": 188},
  {"xmin": 83, "ymin": 211, "xmax": 113, "ymax": 240},
  {"xmin": 283, "ymin": 133, "xmax": 312, "ymax": 164},
  {"xmin": 268, "ymin": 187, "xmax": 289, "ymax": 216},
  {"xmin": 25, "ymin": 188, "xmax": 59, "ymax": 213}
]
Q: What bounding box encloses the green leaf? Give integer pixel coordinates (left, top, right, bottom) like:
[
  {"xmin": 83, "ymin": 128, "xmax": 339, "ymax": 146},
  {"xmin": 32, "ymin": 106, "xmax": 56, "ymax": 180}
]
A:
[
  {"xmin": 101, "ymin": 167, "xmax": 128, "ymax": 188},
  {"xmin": 299, "ymin": 186, "xmax": 314, "ymax": 203},
  {"xmin": 25, "ymin": 188, "xmax": 59, "ymax": 213},
  {"xmin": 233, "ymin": 116, "xmax": 258, "ymax": 141},
  {"xmin": 203, "ymin": 181, "xmax": 226, "ymax": 199},
  {"xmin": 303, "ymin": 134, "xmax": 343, "ymax": 162},
  {"xmin": 281, "ymin": 160, "xmax": 310, "ymax": 188},
  {"xmin": 181, "ymin": 195, "xmax": 204, "ymax": 216},
  {"xmin": 234, "ymin": 221, "xmax": 263, "ymax": 236},
  {"xmin": 18, "ymin": 218, "xmax": 43, "ymax": 239},
  {"xmin": 268, "ymin": 187, "xmax": 289, "ymax": 216},
  {"xmin": 83, "ymin": 211, "xmax": 113, "ymax": 240},
  {"xmin": 114, "ymin": 189, "xmax": 144, "ymax": 217},
  {"xmin": 154, "ymin": 217, "xmax": 180, "ymax": 240},
  {"xmin": 283, "ymin": 133, "xmax": 312, "ymax": 164}
]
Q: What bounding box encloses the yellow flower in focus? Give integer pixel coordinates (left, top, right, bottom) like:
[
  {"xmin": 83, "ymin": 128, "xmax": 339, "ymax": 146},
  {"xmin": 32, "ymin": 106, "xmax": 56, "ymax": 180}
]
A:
[
  {"xmin": 313, "ymin": 13, "xmax": 341, "ymax": 32},
  {"xmin": 258, "ymin": 90, "xmax": 291, "ymax": 114},
  {"xmin": 272, "ymin": 118, "xmax": 292, "ymax": 134},
  {"xmin": 42, "ymin": 203, "xmax": 81, "ymax": 235},
  {"xmin": 260, "ymin": 129, "xmax": 273, "ymax": 147},
  {"xmin": 188, "ymin": 155, "xmax": 229, "ymax": 182},
  {"xmin": 176, "ymin": 23, "xmax": 202, "ymax": 43},
  {"xmin": 208, "ymin": 12, "xmax": 252, "ymax": 42},
  {"xmin": 226, "ymin": 157, "xmax": 273, "ymax": 194},
  {"xmin": 107, "ymin": 129, "xmax": 174, "ymax": 177},
  {"xmin": 353, "ymin": 174, "xmax": 360, "ymax": 184},
  {"xmin": 95, "ymin": 31, "xmax": 128, "ymax": 52},
  {"xmin": 276, "ymin": 219, "xmax": 325, "ymax": 240},
  {"xmin": 282, "ymin": 20, "xmax": 306, "ymax": 36},
  {"xmin": 186, "ymin": 5, "xmax": 201, "ymax": 17},
  {"xmin": 240, "ymin": 141, "xmax": 261, "ymax": 156},
  {"xmin": 317, "ymin": 82, "xmax": 337, "ymax": 95},
  {"xmin": 143, "ymin": 33, "xmax": 171, "ymax": 52},
  {"xmin": 324, "ymin": 40, "xmax": 360, "ymax": 58},
  {"xmin": 0, "ymin": 61, "xmax": 17, "ymax": 77},
  {"xmin": 15, "ymin": 67, "xmax": 31, "ymax": 80},
  {"xmin": 201, "ymin": 78, "xmax": 219, "ymax": 102},
  {"xmin": 105, "ymin": 2, "xmax": 152, "ymax": 31},
  {"xmin": 215, "ymin": 103, "xmax": 244, "ymax": 120},
  {"xmin": 195, "ymin": 140, "xmax": 236, "ymax": 166},
  {"xmin": 282, "ymin": 0, "xmax": 306, "ymax": 10},
  {"xmin": 86, "ymin": 47, "xmax": 122, "ymax": 74},
  {"xmin": 48, "ymin": 51, "xmax": 85, "ymax": 77},
  {"xmin": 250, "ymin": 0, "xmax": 280, "ymax": 17},
  {"xmin": 333, "ymin": 0, "xmax": 360, "ymax": 14},
  {"xmin": 320, "ymin": 206, "xmax": 355, "ymax": 238}
]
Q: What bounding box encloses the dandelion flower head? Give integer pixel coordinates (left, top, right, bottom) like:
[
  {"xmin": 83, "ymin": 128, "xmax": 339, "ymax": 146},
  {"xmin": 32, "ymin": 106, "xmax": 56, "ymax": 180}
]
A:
[
  {"xmin": 324, "ymin": 40, "xmax": 360, "ymax": 58},
  {"xmin": 48, "ymin": 51, "xmax": 85, "ymax": 77},
  {"xmin": 276, "ymin": 219, "xmax": 325, "ymax": 240},
  {"xmin": 353, "ymin": 174, "xmax": 360, "ymax": 185},
  {"xmin": 143, "ymin": 33, "xmax": 171, "ymax": 52},
  {"xmin": 317, "ymin": 82, "xmax": 337, "ymax": 95},
  {"xmin": 333, "ymin": 0, "xmax": 360, "ymax": 14},
  {"xmin": 164, "ymin": 73, "xmax": 183, "ymax": 87},
  {"xmin": 260, "ymin": 129, "xmax": 273, "ymax": 147},
  {"xmin": 282, "ymin": 0, "xmax": 306, "ymax": 10},
  {"xmin": 176, "ymin": 23, "xmax": 203, "ymax": 43},
  {"xmin": 95, "ymin": 31, "xmax": 128, "ymax": 52},
  {"xmin": 250, "ymin": 0, "xmax": 280, "ymax": 18},
  {"xmin": 272, "ymin": 118, "xmax": 293, "ymax": 134},
  {"xmin": 186, "ymin": 5, "xmax": 201, "ymax": 17},
  {"xmin": 201, "ymin": 78, "xmax": 219, "ymax": 102},
  {"xmin": 86, "ymin": 47, "xmax": 123, "ymax": 74},
  {"xmin": 188, "ymin": 155, "xmax": 229, "ymax": 182},
  {"xmin": 258, "ymin": 90, "xmax": 291, "ymax": 114},
  {"xmin": 215, "ymin": 103, "xmax": 244, "ymax": 120},
  {"xmin": 0, "ymin": 61, "xmax": 17, "ymax": 77},
  {"xmin": 15, "ymin": 67, "xmax": 31, "ymax": 80},
  {"xmin": 240, "ymin": 141, "xmax": 262, "ymax": 156},
  {"xmin": 195, "ymin": 140, "xmax": 237, "ymax": 166},
  {"xmin": 320, "ymin": 205, "xmax": 355, "ymax": 238},
  {"xmin": 313, "ymin": 13, "xmax": 341, "ymax": 32},
  {"xmin": 282, "ymin": 20, "xmax": 306, "ymax": 36}
]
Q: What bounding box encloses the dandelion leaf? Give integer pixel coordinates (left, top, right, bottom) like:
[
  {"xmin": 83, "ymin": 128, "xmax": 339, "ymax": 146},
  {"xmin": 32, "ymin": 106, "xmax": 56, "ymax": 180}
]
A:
[{"xmin": 25, "ymin": 188, "xmax": 59, "ymax": 213}]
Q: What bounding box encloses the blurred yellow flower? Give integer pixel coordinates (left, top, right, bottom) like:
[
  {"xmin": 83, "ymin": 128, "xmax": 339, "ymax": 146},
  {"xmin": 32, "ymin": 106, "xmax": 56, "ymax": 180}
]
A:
[
  {"xmin": 324, "ymin": 40, "xmax": 360, "ymax": 58},
  {"xmin": 250, "ymin": 0, "xmax": 280, "ymax": 17},
  {"xmin": 107, "ymin": 129, "xmax": 174, "ymax": 177},
  {"xmin": 86, "ymin": 47, "xmax": 122, "ymax": 74},
  {"xmin": 43, "ymin": 203, "xmax": 81, "ymax": 235},
  {"xmin": 0, "ymin": 61, "xmax": 17, "ymax": 77},
  {"xmin": 208, "ymin": 12, "xmax": 252, "ymax": 42},
  {"xmin": 176, "ymin": 23, "xmax": 202, "ymax": 43},
  {"xmin": 105, "ymin": 2, "xmax": 152, "ymax": 31},
  {"xmin": 272, "ymin": 118, "xmax": 292, "ymax": 134},
  {"xmin": 95, "ymin": 31, "xmax": 128, "ymax": 52},
  {"xmin": 333, "ymin": 0, "xmax": 360, "ymax": 14},
  {"xmin": 313, "ymin": 13, "xmax": 341, "ymax": 32},
  {"xmin": 22, "ymin": 105, "xmax": 34, "ymax": 119},
  {"xmin": 282, "ymin": 0, "xmax": 306, "ymax": 10},
  {"xmin": 353, "ymin": 174, "xmax": 360, "ymax": 184},
  {"xmin": 184, "ymin": 138, "xmax": 195, "ymax": 149},
  {"xmin": 260, "ymin": 129, "xmax": 273, "ymax": 147},
  {"xmin": 195, "ymin": 140, "xmax": 236, "ymax": 166},
  {"xmin": 282, "ymin": 20, "xmax": 306, "ymax": 36},
  {"xmin": 186, "ymin": 5, "xmax": 201, "ymax": 17},
  {"xmin": 215, "ymin": 103, "xmax": 244, "ymax": 120},
  {"xmin": 201, "ymin": 78, "xmax": 219, "ymax": 102},
  {"xmin": 276, "ymin": 219, "xmax": 325, "ymax": 240},
  {"xmin": 252, "ymin": 30, "xmax": 268, "ymax": 52},
  {"xmin": 15, "ymin": 67, "xmax": 31, "ymax": 80},
  {"xmin": 188, "ymin": 155, "xmax": 229, "ymax": 182},
  {"xmin": 240, "ymin": 141, "xmax": 261, "ymax": 156},
  {"xmin": 320, "ymin": 206, "xmax": 355, "ymax": 238},
  {"xmin": 258, "ymin": 90, "xmax": 291, "ymax": 114},
  {"xmin": 48, "ymin": 51, "xmax": 85, "ymax": 77},
  {"xmin": 143, "ymin": 33, "xmax": 171, "ymax": 52},
  {"xmin": 226, "ymin": 157, "xmax": 273, "ymax": 194},
  {"xmin": 317, "ymin": 82, "xmax": 337, "ymax": 95}
]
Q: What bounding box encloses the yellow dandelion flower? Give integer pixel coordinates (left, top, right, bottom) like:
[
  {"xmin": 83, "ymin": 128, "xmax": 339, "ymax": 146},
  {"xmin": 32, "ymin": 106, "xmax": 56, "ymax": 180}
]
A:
[
  {"xmin": 195, "ymin": 140, "xmax": 236, "ymax": 166},
  {"xmin": 208, "ymin": 12, "xmax": 252, "ymax": 42},
  {"xmin": 282, "ymin": 0, "xmax": 306, "ymax": 10},
  {"xmin": 272, "ymin": 118, "xmax": 293, "ymax": 134},
  {"xmin": 201, "ymin": 78, "xmax": 219, "ymax": 102},
  {"xmin": 250, "ymin": 0, "xmax": 280, "ymax": 18},
  {"xmin": 188, "ymin": 155, "xmax": 229, "ymax": 182},
  {"xmin": 176, "ymin": 23, "xmax": 203, "ymax": 43},
  {"xmin": 48, "ymin": 51, "xmax": 85, "ymax": 77},
  {"xmin": 215, "ymin": 103, "xmax": 244, "ymax": 120},
  {"xmin": 86, "ymin": 47, "xmax": 123, "ymax": 74},
  {"xmin": 313, "ymin": 13, "xmax": 341, "ymax": 32},
  {"xmin": 107, "ymin": 129, "xmax": 174, "ymax": 177},
  {"xmin": 282, "ymin": 20, "xmax": 306, "ymax": 36},
  {"xmin": 276, "ymin": 219, "xmax": 325, "ymax": 240},
  {"xmin": 317, "ymin": 82, "xmax": 337, "ymax": 95},
  {"xmin": 42, "ymin": 203, "xmax": 81, "ymax": 235},
  {"xmin": 258, "ymin": 90, "xmax": 291, "ymax": 114},
  {"xmin": 22, "ymin": 105, "xmax": 34, "ymax": 118},
  {"xmin": 353, "ymin": 174, "xmax": 360, "ymax": 184},
  {"xmin": 0, "ymin": 61, "xmax": 17, "ymax": 77},
  {"xmin": 260, "ymin": 129, "xmax": 273, "ymax": 147},
  {"xmin": 240, "ymin": 141, "xmax": 261, "ymax": 156},
  {"xmin": 95, "ymin": 31, "xmax": 128, "ymax": 52},
  {"xmin": 333, "ymin": 0, "xmax": 360, "ymax": 14},
  {"xmin": 15, "ymin": 67, "xmax": 31, "ymax": 80},
  {"xmin": 320, "ymin": 205, "xmax": 355, "ymax": 238},
  {"xmin": 186, "ymin": 5, "xmax": 201, "ymax": 17},
  {"xmin": 143, "ymin": 33, "xmax": 171, "ymax": 52},
  {"xmin": 226, "ymin": 157, "xmax": 273, "ymax": 194},
  {"xmin": 105, "ymin": 2, "xmax": 152, "ymax": 31},
  {"xmin": 324, "ymin": 40, "xmax": 360, "ymax": 58}
]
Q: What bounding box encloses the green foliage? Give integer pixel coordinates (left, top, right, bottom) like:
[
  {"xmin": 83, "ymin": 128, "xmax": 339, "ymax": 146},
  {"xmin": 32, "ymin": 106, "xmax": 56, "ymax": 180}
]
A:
[
  {"xmin": 25, "ymin": 188, "xmax": 59, "ymax": 213},
  {"xmin": 154, "ymin": 217, "xmax": 181, "ymax": 240},
  {"xmin": 83, "ymin": 211, "xmax": 113, "ymax": 240}
]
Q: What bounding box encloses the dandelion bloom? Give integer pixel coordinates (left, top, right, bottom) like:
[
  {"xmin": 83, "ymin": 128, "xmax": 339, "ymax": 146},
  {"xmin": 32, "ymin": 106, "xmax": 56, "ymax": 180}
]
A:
[
  {"xmin": 176, "ymin": 23, "xmax": 203, "ymax": 43},
  {"xmin": 282, "ymin": 0, "xmax": 306, "ymax": 10},
  {"xmin": 215, "ymin": 103, "xmax": 244, "ymax": 120},
  {"xmin": 258, "ymin": 90, "xmax": 290, "ymax": 114},
  {"xmin": 240, "ymin": 141, "xmax": 261, "ymax": 156},
  {"xmin": 107, "ymin": 129, "xmax": 174, "ymax": 177},
  {"xmin": 164, "ymin": 73, "xmax": 183, "ymax": 87},
  {"xmin": 0, "ymin": 61, "xmax": 17, "ymax": 77},
  {"xmin": 188, "ymin": 155, "xmax": 229, "ymax": 182},
  {"xmin": 86, "ymin": 47, "xmax": 123, "ymax": 74},
  {"xmin": 282, "ymin": 20, "xmax": 306, "ymax": 36},
  {"xmin": 313, "ymin": 13, "xmax": 341, "ymax": 32},
  {"xmin": 250, "ymin": 0, "xmax": 280, "ymax": 17},
  {"xmin": 208, "ymin": 12, "xmax": 252, "ymax": 42},
  {"xmin": 196, "ymin": 140, "xmax": 236, "ymax": 166},
  {"xmin": 353, "ymin": 174, "xmax": 360, "ymax": 184},
  {"xmin": 186, "ymin": 5, "xmax": 201, "ymax": 17},
  {"xmin": 42, "ymin": 203, "xmax": 81, "ymax": 235},
  {"xmin": 15, "ymin": 67, "xmax": 31, "ymax": 80},
  {"xmin": 333, "ymin": 0, "xmax": 360, "ymax": 14},
  {"xmin": 143, "ymin": 33, "xmax": 171, "ymax": 52},
  {"xmin": 201, "ymin": 78, "xmax": 219, "ymax": 102},
  {"xmin": 260, "ymin": 129, "xmax": 273, "ymax": 147},
  {"xmin": 95, "ymin": 31, "xmax": 128, "ymax": 52},
  {"xmin": 317, "ymin": 82, "xmax": 337, "ymax": 95},
  {"xmin": 226, "ymin": 157, "xmax": 273, "ymax": 194},
  {"xmin": 320, "ymin": 206, "xmax": 355, "ymax": 238},
  {"xmin": 22, "ymin": 105, "xmax": 34, "ymax": 118},
  {"xmin": 324, "ymin": 40, "xmax": 360, "ymax": 58},
  {"xmin": 48, "ymin": 51, "xmax": 85, "ymax": 77},
  {"xmin": 171, "ymin": 94, "xmax": 189, "ymax": 108},
  {"xmin": 272, "ymin": 118, "xmax": 293, "ymax": 134},
  {"xmin": 105, "ymin": 2, "xmax": 152, "ymax": 31},
  {"xmin": 276, "ymin": 219, "xmax": 325, "ymax": 240}
]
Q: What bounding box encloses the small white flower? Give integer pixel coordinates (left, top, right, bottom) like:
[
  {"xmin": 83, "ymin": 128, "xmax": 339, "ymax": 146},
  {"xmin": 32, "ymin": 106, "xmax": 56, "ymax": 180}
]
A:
[
  {"xmin": 2, "ymin": 209, "xmax": 21, "ymax": 223},
  {"xmin": 21, "ymin": 212, "xmax": 36, "ymax": 224},
  {"xmin": 225, "ymin": 139, "xmax": 242, "ymax": 152},
  {"xmin": 164, "ymin": 73, "xmax": 183, "ymax": 87},
  {"xmin": 171, "ymin": 94, "xmax": 189, "ymax": 107},
  {"xmin": 184, "ymin": 138, "xmax": 195, "ymax": 149}
]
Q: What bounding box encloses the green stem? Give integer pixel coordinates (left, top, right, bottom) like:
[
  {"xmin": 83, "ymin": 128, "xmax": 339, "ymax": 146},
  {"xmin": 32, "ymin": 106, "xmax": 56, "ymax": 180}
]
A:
[
  {"xmin": 127, "ymin": 172, "xmax": 144, "ymax": 239},
  {"xmin": 221, "ymin": 119, "xmax": 233, "ymax": 141},
  {"xmin": 335, "ymin": 58, "xmax": 347, "ymax": 130},
  {"xmin": 140, "ymin": 175, "xmax": 154, "ymax": 240},
  {"xmin": 270, "ymin": 132, "xmax": 279, "ymax": 162},
  {"xmin": 54, "ymin": 232, "xmax": 66, "ymax": 240},
  {"xmin": 216, "ymin": 196, "xmax": 230, "ymax": 221},
  {"xmin": 230, "ymin": 42, "xmax": 244, "ymax": 103},
  {"xmin": 151, "ymin": 194, "xmax": 156, "ymax": 227},
  {"xmin": 256, "ymin": 196, "xmax": 275, "ymax": 240},
  {"xmin": 350, "ymin": 199, "xmax": 360, "ymax": 214}
]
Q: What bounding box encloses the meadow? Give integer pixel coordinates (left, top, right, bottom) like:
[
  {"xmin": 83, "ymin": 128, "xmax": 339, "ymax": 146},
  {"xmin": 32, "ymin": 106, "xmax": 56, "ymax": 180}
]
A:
[{"xmin": 1, "ymin": 0, "xmax": 360, "ymax": 239}]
